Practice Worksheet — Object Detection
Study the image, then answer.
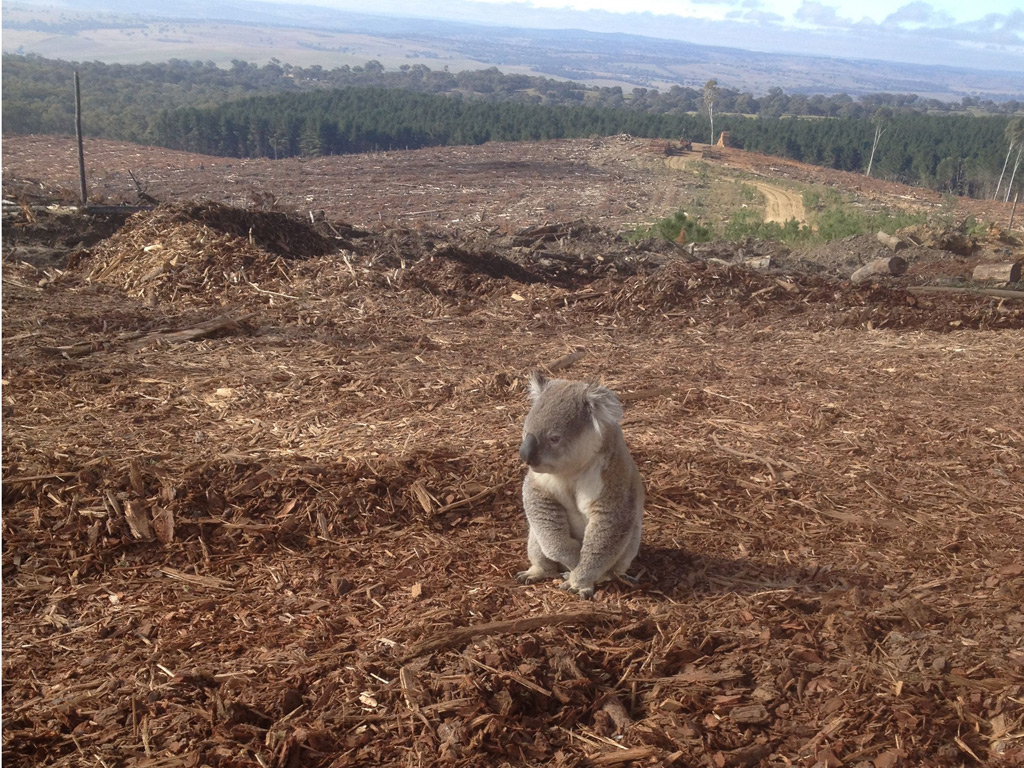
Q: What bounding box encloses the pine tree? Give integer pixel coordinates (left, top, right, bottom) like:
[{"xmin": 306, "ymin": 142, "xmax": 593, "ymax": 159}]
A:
[{"xmin": 994, "ymin": 118, "xmax": 1024, "ymax": 200}]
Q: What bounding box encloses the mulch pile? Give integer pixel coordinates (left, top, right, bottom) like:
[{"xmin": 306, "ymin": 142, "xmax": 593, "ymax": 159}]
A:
[
  {"xmin": 3, "ymin": 200, "xmax": 1023, "ymax": 768},
  {"xmin": 84, "ymin": 201, "xmax": 338, "ymax": 302}
]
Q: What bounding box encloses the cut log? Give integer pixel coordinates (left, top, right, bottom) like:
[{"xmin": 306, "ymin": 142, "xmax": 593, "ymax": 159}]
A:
[
  {"xmin": 744, "ymin": 256, "xmax": 774, "ymax": 270},
  {"xmin": 876, "ymin": 231, "xmax": 908, "ymax": 252},
  {"xmin": 972, "ymin": 262, "xmax": 1021, "ymax": 283},
  {"xmin": 851, "ymin": 256, "xmax": 907, "ymax": 283}
]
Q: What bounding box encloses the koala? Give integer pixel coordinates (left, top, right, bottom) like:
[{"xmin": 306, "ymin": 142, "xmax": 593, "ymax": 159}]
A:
[{"xmin": 516, "ymin": 372, "xmax": 644, "ymax": 599}]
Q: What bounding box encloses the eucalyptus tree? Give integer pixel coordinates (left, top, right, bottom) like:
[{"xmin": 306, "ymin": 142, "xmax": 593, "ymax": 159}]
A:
[
  {"xmin": 994, "ymin": 118, "xmax": 1024, "ymax": 200},
  {"xmin": 865, "ymin": 106, "xmax": 893, "ymax": 177},
  {"xmin": 703, "ymin": 79, "xmax": 719, "ymax": 144}
]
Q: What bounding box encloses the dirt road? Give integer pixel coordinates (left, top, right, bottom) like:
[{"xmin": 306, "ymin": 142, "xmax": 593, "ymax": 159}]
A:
[
  {"xmin": 662, "ymin": 149, "xmax": 806, "ymax": 224},
  {"xmin": 751, "ymin": 181, "xmax": 806, "ymax": 224}
]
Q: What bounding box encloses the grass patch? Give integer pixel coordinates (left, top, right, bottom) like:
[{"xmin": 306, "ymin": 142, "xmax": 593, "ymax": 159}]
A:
[
  {"xmin": 633, "ymin": 196, "xmax": 930, "ymax": 247},
  {"xmin": 631, "ymin": 169, "xmax": 948, "ymax": 248}
]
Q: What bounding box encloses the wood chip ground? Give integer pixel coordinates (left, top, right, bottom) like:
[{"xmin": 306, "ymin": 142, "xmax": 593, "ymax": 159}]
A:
[{"xmin": 2, "ymin": 140, "xmax": 1023, "ymax": 768}]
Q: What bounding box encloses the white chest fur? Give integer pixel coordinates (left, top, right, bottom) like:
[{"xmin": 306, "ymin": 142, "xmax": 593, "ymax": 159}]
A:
[{"xmin": 528, "ymin": 455, "xmax": 607, "ymax": 540}]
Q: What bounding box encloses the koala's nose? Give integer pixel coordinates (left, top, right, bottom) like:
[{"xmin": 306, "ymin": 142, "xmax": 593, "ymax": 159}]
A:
[{"xmin": 519, "ymin": 433, "xmax": 538, "ymax": 465}]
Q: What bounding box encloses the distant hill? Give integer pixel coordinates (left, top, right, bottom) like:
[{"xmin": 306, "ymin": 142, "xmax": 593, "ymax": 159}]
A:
[{"xmin": 3, "ymin": 0, "xmax": 1023, "ymax": 101}]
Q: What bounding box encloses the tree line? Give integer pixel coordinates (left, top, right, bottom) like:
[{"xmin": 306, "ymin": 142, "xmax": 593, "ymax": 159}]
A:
[
  {"xmin": 4, "ymin": 53, "xmax": 1021, "ymax": 142},
  {"xmin": 150, "ymin": 88, "xmax": 703, "ymax": 157},
  {"xmin": 3, "ymin": 54, "xmax": 1022, "ymax": 200},
  {"xmin": 151, "ymin": 88, "xmax": 1019, "ymax": 199}
]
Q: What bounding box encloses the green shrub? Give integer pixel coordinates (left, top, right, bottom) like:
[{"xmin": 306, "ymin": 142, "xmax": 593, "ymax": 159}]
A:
[
  {"xmin": 802, "ymin": 189, "xmax": 821, "ymax": 211},
  {"xmin": 627, "ymin": 209, "xmax": 712, "ymax": 244},
  {"xmin": 723, "ymin": 208, "xmax": 814, "ymax": 243},
  {"xmin": 815, "ymin": 205, "xmax": 927, "ymax": 240}
]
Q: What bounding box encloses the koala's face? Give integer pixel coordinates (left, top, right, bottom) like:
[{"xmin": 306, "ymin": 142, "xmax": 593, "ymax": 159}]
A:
[{"xmin": 520, "ymin": 377, "xmax": 603, "ymax": 475}]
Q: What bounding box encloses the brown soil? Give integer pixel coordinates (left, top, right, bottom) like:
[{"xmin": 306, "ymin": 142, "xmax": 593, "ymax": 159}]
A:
[{"xmin": 2, "ymin": 135, "xmax": 1023, "ymax": 768}]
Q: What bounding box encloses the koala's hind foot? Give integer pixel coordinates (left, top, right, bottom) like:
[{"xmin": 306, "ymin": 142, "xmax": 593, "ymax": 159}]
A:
[{"xmin": 616, "ymin": 573, "xmax": 639, "ymax": 587}]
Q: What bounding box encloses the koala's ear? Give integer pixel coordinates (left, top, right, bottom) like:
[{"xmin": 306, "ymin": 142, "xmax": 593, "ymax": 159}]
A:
[
  {"xmin": 527, "ymin": 371, "xmax": 549, "ymax": 401},
  {"xmin": 586, "ymin": 383, "xmax": 623, "ymax": 426}
]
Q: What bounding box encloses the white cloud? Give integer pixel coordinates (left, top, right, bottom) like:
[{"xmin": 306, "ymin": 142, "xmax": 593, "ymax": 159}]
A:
[
  {"xmin": 930, "ymin": 10, "xmax": 1024, "ymax": 46},
  {"xmin": 793, "ymin": 1, "xmax": 850, "ymax": 27},
  {"xmin": 735, "ymin": 8, "xmax": 785, "ymax": 22},
  {"xmin": 882, "ymin": 2, "xmax": 953, "ymax": 27}
]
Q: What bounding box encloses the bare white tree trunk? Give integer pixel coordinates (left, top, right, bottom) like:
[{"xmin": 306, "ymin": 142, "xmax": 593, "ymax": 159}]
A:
[
  {"xmin": 1005, "ymin": 145, "xmax": 1023, "ymax": 203},
  {"xmin": 866, "ymin": 124, "xmax": 885, "ymax": 177},
  {"xmin": 995, "ymin": 141, "xmax": 1014, "ymax": 200},
  {"xmin": 703, "ymin": 79, "xmax": 719, "ymax": 146}
]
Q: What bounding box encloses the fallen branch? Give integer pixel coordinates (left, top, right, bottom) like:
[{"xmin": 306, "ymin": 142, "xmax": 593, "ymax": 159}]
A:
[
  {"xmin": 128, "ymin": 313, "xmax": 257, "ymax": 348},
  {"xmin": 127, "ymin": 169, "xmax": 159, "ymax": 205},
  {"xmin": 38, "ymin": 341, "xmax": 104, "ymax": 359},
  {"xmin": 1, "ymin": 472, "xmax": 78, "ymax": 486},
  {"xmin": 908, "ymin": 286, "xmax": 1024, "ymax": 300},
  {"xmin": 157, "ymin": 567, "xmax": 233, "ymax": 591},
  {"xmin": 585, "ymin": 747, "xmax": 660, "ymax": 766},
  {"xmin": 545, "ymin": 348, "xmax": 587, "ymax": 373},
  {"xmin": 463, "ymin": 654, "xmax": 552, "ymax": 696},
  {"xmin": 618, "ymin": 386, "xmax": 678, "ymax": 403},
  {"xmin": 434, "ymin": 479, "xmax": 513, "ymax": 515},
  {"xmin": 712, "ymin": 436, "xmax": 799, "ymax": 480},
  {"xmin": 789, "ymin": 498, "xmax": 906, "ymax": 531},
  {"xmin": 84, "ymin": 205, "xmax": 155, "ymax": 215},
  {"xmin": 399, "ymin": 610, "xmax": 617, "ymax": 662}
]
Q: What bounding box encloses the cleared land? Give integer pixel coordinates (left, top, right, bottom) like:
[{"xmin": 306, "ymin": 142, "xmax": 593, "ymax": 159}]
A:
[{"xmin": 2, "ymin": 135, "xmax": 1023, "ymax": 768}]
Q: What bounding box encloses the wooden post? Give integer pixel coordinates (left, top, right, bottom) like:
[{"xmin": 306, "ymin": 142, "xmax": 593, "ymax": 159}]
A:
[
  {"xmin": 75, "ymin": 70, "xmax": 87, "ymax": 207},
  {"xmin": 1010, "ymin": 191, "xmax": 1019, "ymax": 232}
]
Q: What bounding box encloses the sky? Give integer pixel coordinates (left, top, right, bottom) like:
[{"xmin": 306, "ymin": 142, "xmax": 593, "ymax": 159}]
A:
[
  {"xmin": 477, "ymin": 0, "xmax": 1015, "ymax": 27},
  {"xmin": 273, "ymin": 0, "xmax": 1024, "ymax": 70},
  {"xmin": 9, "ymin": 0, "xmax": 1024, "ymax": 72}
]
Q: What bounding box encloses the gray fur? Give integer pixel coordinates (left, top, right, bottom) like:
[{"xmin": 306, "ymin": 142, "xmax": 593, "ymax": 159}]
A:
[{"xmin": 516, "ymin": 372, "xmax": 644, "ymax": 599}]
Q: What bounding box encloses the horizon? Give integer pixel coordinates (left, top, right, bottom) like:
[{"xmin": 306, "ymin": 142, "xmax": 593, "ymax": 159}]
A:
[
  {"xmin": 184, "ymin": 0, "xmax": 1024, "ymax": 72},
  {"xmin": 4, "ymin": 0, "xmax": 1024, "ymax": 94}
]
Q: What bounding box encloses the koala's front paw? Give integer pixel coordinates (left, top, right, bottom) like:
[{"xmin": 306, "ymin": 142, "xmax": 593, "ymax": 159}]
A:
[
  {"xmin": 616, "ymin": 573, "xmax": 639, "ymax": 587},
  {"xmin": 558, "ymin": 572, "xmax": 596, "ymax": 600}
]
